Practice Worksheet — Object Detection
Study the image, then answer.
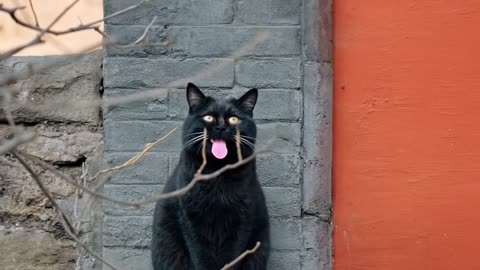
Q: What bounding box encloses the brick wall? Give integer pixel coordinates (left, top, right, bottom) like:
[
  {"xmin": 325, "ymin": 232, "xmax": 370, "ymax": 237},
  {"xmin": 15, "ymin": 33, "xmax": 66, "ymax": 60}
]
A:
[{"xmin": 101, "ymin": 0, "xmax": 332, "ymax": 269}]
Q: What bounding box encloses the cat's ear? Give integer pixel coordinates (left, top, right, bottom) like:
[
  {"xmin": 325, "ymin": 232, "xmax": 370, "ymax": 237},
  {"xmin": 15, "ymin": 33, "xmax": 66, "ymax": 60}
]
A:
[
  {"xmin": 236, "ymin": 88, "xmax": 258, "ymax": 114},
  {"xmin": 186, "ymin": 83, "xmax": 207, "ymax": 112}
]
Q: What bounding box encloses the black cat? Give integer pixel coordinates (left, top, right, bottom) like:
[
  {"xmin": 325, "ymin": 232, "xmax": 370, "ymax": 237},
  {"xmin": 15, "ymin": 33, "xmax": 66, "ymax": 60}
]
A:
[{"xmin": 151, "ymin": 83, "xmax": 270, "ymax": 270}]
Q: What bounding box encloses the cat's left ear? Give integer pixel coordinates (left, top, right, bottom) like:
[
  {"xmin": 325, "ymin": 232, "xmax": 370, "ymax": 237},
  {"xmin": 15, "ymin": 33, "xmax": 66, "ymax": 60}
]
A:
[
  {"xmin": 236, "ymin": 88, "xmax": 258, "ymax": 114},
  {"xmin": 186, "ymin": 83, "xmax": 207, "ymax": 113}
]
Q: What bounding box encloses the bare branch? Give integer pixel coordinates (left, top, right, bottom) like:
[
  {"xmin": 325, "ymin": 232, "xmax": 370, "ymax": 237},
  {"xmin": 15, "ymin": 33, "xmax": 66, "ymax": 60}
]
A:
[
  {"xmin": 221, "ymin": 242, "xmax": 262, "ymax": 270},
  {"xmin": 0, "ymin": 37, "xmax": 44, "ymax": 61},
  {"xmin": 0, "ymin": 0, "xmax": 148, "ymax": 36},
  {"xmin": 235, "ymin": 126, "xmax": 243, "ymax": 161},
  {"xmin": 0, "ymin": 131, "xmax": 36, "ymax": 155},
  {"xmin": 195, "ymin": 128, "xmax": 208, "ymax": 176},
  {"xmin": 91, "ymin": 126, "xmax": 177, "ymax": 189},
  {"xmin": 84, "ymin": 0, "xmax": 148, "ymax": 28},
  {"xmin": 11, "ymin": 151, "xmax": 78, "ymax": 236},
  {"xmin": 28, "ymin": 0, "xmax": 40, "ymax": 27},
  {"xmin": 58, "ymin": 216, "xmax": 118, "ymax": 270}
]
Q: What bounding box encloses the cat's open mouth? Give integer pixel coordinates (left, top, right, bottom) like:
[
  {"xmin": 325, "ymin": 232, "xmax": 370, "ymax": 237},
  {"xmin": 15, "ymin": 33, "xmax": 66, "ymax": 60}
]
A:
[{"xmin": 210, "ymin": 139, "xmax": 228, "ymax": 159}]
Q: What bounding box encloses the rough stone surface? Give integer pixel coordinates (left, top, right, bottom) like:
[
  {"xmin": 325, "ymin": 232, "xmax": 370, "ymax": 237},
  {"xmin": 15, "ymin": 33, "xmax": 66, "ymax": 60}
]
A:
[
  {"xmin": 103, "ymin": 57, "xmax": 234, "ymax": 88},
  {"xmin": 104, "ymin": 0, "xmax": 234, "ymax": 25},
  {"xmin": 236, "ymin": 0, "xmax": 301, "ymax": 25},
  {"xmin": 0, "ymin": 229, "xmax": 76, "ymax": 270},
  {"xmin": 302, "ymin": 63, "xmax": 332, "ymax": 216},
  {"xmin": 0, "ymin": 52, "xmax": 102, "ymax": 124},
  {"xmin": 235, "ymin": 58, "xmax": 302, "ymax": 88},
  {"xmin": 0, "ymin": 54, "xmax": 104, "ymax": 270}
]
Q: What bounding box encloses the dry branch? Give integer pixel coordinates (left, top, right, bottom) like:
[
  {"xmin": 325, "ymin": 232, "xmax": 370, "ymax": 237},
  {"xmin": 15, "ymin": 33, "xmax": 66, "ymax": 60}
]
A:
[
  {"xmin": 91, "ymin": 127, "xmax": 177, "ymax": 187},
  {"xmin": 221, "ymin": 241, "xmax": 262, "ymax": 270}
]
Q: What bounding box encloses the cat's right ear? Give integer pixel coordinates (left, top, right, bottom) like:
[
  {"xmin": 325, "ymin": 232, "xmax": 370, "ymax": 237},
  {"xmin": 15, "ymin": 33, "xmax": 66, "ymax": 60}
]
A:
[{"xmin": 186, "ymin": 83, "xmax": 207, "ymax": 113}]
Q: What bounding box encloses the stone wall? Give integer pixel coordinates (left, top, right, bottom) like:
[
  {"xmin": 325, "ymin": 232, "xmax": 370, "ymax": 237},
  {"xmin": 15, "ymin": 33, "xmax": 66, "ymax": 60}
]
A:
[
  {"xmin": 0, "ymin": 53, "xmax": 103, "ymax": 270},
  {"xmin": 102, "ymin": 0, "xmax": 332, "ymax": 269}
]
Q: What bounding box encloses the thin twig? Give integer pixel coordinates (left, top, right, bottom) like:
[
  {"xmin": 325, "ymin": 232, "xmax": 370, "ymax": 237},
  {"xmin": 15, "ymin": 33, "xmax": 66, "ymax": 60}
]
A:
[
  {"xmin": 11, "ymin": 151, "xmax": 78, "ymax": 236},
  {"xmin": 58, "ymin": 216, "xmax": 118, "ymax": 270},
  {"xmin": 235, "ymin": 126, "xmax": 243, "ymax": 161},
  {"xmin": 0, "ymin": 0, "xmax": 148, "ymax": 36},
  {"xmin": 28, "ymin": 0, "xmax": 39, "ymax": 27},
  {"xmin": 195, "ymin": 128, "xmax": 208, "ymax": 176},
  {"xmin": 0, "ymin": 131, "xmax": 36, "ymax": 155},
  {"xmin": 0, "ymin": 0, "xmax": 79, "ymax": 61},
  {"xmin": 91, "ymin": 127, "xmax": 177, "ymax": 189},
  {"xmin": 221, "ymin": 242, "xmax": 262, "ymax": 270}
]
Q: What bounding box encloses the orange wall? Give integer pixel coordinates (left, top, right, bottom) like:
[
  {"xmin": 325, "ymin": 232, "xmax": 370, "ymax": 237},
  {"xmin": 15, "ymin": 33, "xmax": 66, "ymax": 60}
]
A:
[{"xmin": 333, "ymin": 1, "xmax": 480, "ymax": 269}]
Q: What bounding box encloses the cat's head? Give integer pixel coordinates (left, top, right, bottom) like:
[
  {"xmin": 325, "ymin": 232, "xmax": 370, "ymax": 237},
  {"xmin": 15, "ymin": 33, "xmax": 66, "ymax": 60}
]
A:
[{"xmin": 182, "ymin": 83, "xmax": 257, "ymax": 164}]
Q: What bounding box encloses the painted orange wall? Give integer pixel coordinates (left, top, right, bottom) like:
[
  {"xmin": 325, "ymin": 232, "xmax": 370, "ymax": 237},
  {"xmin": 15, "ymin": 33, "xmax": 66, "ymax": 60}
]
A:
[{"xmin": 333, "ymin": 1, "xmax": 480, "ymax": 269}]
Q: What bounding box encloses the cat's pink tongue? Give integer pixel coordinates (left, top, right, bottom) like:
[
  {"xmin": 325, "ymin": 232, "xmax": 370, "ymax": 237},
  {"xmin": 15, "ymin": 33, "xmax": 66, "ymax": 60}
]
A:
[{"xmin": 211, "ymin": 139, "xmax": 228, "ymax": 159}]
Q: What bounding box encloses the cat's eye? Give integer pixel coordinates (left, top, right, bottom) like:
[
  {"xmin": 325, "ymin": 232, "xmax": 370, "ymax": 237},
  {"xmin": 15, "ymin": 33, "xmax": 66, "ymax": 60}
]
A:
[
  {"xmin": 228, "ymin": 116, "xmax": 240, "ymax": 125},
  {"xmin": 202, "ymin": 115, "xmax": 215, "ymax": 123}
]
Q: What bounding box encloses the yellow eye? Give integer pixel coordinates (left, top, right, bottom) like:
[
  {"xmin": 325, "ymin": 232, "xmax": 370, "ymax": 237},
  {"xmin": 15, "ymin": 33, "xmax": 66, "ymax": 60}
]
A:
[
  {"xmin": 228, "ymin": 116, "xmax": 240, "ymax": 125},
  {"xmin": 202, "ymin": 115, "xmax": 215, "ymax": 123}
]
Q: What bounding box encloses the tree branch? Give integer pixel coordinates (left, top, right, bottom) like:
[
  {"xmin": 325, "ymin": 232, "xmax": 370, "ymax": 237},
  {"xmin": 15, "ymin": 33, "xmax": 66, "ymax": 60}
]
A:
[{"xmin": 221, "ymin": 242, "xmax": 262, "ymax": 270}]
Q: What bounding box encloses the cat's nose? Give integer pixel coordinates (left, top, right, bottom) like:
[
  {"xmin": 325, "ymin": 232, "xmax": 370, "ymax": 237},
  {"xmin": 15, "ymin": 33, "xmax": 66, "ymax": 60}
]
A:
[{"xmin": 215, "ymin": 125, "xmax": 226, "ymax": 131}]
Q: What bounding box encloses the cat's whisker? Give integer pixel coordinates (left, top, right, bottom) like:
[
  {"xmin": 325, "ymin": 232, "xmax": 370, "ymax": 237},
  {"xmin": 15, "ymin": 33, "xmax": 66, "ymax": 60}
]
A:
[
  {"xmin": 184, "ymin": 132, "xmax": 205, "ymax": 138},
  {"xmin": 183, "ymin": 135, "xmax": 205, "ymax": 150}
]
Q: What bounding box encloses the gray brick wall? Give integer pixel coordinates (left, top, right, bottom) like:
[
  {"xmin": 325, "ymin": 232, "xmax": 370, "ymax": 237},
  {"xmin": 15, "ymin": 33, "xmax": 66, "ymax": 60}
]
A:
[{"xmin": 101, "ymin": 0, "xmax": 332, "ymax": 269}]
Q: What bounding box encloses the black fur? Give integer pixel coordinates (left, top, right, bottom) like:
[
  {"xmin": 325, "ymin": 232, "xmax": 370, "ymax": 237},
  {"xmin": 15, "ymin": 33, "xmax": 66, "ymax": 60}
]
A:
[{"xmin": 151, "ymin": 83, "xmax": 270, "ymax": 270}]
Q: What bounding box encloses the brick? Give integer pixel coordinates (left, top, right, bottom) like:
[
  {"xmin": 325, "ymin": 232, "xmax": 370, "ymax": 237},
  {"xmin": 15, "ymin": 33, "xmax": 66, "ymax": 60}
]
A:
[
  {"xmin": 254, "ymin": 89, "xmax": 302, "ymax": 121},
  {"xmin": 104, "ymin": 0, "xmax": 233, "ymax": 25},
  {"xmin": 302, "ymin": 63, "xmax": 332, "ymax": 215},
  {"xmin": 268, "ymin": 251, "xmax": 301, "ymax": 270},
  {"xmin": 235, "ymin": 58, "xmax": 301, "ymax": 88},
  {"xmin": 270, "ymin": 218, "xmax": 301, "ymax": 250},
  {"xmin": 104, "ymin": 216, "xmax": 301, "ymax": 250},
  {"xmin": 103, "ymin": 248, "xmax": 152, "ymax": 270},
  {"xmin": 257, "ymin": 122, "xmax": 302, "ymax": 153},
  {"xmin": 302, "ymin": 249, "xmax": 331, "ymax": 270},
  {"xmin": 103, "ymin": 185, "xmax": 164, "ymax": 216},
  {"xmin": 103, "ymin": 89, "xmax": 168, "ymax": 121},
  {"xmin": 103, "ymin": 216, "xmax": 152, "ymax": 247},
  {"xmin": 104, "ymin": 121, "xmax": 181, "ymax": 152},
  {"xmin": 104, "ymin": 152, "xmax": 170, "ymax": 184},
  {"xmin": 236, "ymin": 0, "xmax": 300, "ymax": 25},
  {"xmin": 264, "ymin": 187, "xmax": 301, "ymax": 217},
  {"xmin": 257, "ymin": 153, "xmax": 301, "ymax": 187},
  {"xmin": 169, "ymin": 26, "xmax": 300, "ymax": 57},
  {"xmin": 168, "ymin": 88, "xmax": 301, "ymax": 121},
  {"xmin": 103, "ymin": 57, "xmax": 234, "ymax": 88}
]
